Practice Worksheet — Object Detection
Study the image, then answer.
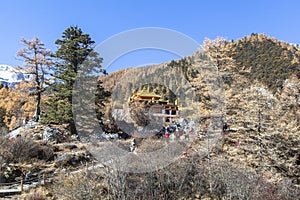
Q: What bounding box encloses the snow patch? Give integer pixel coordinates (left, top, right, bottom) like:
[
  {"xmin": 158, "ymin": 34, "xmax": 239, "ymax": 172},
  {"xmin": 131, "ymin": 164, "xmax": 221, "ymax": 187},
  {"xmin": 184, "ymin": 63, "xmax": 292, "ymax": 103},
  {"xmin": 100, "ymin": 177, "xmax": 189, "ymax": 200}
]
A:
[{"xmin": 0, "ymin": 64, "xmax": 32, "ymax": 87}]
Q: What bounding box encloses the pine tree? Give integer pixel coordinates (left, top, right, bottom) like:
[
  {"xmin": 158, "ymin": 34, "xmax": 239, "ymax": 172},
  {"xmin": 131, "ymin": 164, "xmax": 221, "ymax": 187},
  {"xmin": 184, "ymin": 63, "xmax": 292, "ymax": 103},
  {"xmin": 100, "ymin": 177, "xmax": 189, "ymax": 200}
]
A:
[
  {"xmin": 17, "ymin": 37, "xmax": 52, "ymax": 122},
  {"xmin": 42, "ymin": 26, "xmax": 104, "ymax": 135},
  {"xmin": 95, "ymin": 80, "xmax": 111, "ymax": 122}
]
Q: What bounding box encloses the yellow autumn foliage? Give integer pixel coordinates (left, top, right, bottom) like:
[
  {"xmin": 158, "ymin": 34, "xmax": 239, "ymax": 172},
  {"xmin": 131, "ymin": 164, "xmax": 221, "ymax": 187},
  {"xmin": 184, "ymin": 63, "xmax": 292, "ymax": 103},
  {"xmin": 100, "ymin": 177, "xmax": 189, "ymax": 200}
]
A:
[{"xmin": 0, "ymin": 81, "xmax": 35, "ymax": 130}]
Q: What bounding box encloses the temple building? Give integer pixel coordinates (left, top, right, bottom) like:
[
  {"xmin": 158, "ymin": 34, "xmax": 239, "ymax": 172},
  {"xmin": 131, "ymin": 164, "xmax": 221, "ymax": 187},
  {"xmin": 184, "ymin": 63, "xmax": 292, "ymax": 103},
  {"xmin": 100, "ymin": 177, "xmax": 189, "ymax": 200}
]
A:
[{"xmin": 130, "ymin": 90, "xmax": 179, "ymax": 123}]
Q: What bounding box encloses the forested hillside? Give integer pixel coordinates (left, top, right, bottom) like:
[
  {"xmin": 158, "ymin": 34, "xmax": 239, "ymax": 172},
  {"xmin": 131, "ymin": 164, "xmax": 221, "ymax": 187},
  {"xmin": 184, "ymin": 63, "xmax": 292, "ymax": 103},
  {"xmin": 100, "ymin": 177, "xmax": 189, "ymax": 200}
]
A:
[
  {"xmin": 230, "ymin": 33, "xmax": 300, "ymax": 92},
  {"xmin": 99, "ymin": 33, "xmax": 300, "ymax": 187},
  {"xmin": 0, "ymin": 33, "xmax": 299, "ymax": 199}
]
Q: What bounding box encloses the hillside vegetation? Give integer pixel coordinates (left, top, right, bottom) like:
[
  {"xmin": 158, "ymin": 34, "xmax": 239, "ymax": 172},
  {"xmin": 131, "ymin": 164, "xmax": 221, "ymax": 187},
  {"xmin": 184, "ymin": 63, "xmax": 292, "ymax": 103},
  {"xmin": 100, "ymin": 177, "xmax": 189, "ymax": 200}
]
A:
[
  {"xmin": 99, "ymin": 33, "xmax": 300, "ymax": 187},
  {"xmin": 230, "ymin": 33, "xmax": 300, "ymax": 92},
  {"xmin": 0, "ymin": 33, "xmax": 299, "ymax": 199}
]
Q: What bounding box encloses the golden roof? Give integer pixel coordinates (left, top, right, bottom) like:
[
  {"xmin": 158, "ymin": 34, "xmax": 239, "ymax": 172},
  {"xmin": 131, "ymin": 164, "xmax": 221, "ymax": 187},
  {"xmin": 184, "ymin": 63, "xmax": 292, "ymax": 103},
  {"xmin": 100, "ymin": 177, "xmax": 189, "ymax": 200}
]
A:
[{"xmin": 135, "ymin": 90, "xmax": 161, "ymax": 98}]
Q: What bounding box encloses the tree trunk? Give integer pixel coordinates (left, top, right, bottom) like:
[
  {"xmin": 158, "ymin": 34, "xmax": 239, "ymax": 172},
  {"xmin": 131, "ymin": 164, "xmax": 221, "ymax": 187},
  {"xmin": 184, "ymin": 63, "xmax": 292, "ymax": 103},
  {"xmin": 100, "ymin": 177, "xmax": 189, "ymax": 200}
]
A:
[
  {"xmin": 33, "ymin": 92, "xmax": 41, "ymax": 122},
  {"xmin": 69, "ymin": 118, "xmax": 77, "ymax": 135}
]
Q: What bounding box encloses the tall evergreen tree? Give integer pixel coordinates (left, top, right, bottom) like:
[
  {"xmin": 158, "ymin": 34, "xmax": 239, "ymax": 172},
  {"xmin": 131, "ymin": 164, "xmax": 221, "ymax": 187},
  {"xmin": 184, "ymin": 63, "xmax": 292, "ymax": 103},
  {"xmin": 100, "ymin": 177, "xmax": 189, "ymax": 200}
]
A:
[{"xmin": 42, "ymin": 26, "xmax": 104, "ymax": 135}]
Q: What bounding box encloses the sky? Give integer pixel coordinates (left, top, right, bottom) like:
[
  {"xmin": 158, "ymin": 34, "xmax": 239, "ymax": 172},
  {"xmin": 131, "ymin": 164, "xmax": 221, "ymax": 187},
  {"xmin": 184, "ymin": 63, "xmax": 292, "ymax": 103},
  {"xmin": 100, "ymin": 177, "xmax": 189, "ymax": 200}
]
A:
[{"xmin": 0, "ymin": 0, "xmax": 300, "ymax": 72}]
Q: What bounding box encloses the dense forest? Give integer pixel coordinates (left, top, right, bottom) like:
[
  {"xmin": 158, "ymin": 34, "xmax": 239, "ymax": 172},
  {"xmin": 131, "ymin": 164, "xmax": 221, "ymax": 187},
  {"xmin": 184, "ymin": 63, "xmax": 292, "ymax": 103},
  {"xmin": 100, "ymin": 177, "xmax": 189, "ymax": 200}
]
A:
[{"xmin": 230, "ymin": 33, "xmax": 300, "ymax": 92}]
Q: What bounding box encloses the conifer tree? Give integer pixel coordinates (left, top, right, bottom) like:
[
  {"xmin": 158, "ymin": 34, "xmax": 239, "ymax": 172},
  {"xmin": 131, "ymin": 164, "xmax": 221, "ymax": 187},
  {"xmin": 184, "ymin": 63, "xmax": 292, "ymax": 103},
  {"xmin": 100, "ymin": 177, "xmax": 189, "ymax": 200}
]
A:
[
  {"xmin": 17, "ymin": 37, "xmax": 52, "ymax": 122},
  {"xmin": 202, "ymin": 37, "xmax": 236, "ymax": 72},
  {"xmin": 95, "ymin": 80, "xmax": 111, "ymax": 122},
  {"xmin": 42, "ymin": 26, "xmax": 105, "ymax": 135}
]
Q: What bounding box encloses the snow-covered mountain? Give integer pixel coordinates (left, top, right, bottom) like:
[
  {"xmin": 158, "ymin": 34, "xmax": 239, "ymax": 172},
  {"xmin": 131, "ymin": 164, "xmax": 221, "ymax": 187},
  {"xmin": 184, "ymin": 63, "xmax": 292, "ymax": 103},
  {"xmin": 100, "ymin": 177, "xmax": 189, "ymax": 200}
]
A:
[{"xmin": 0, "ymin": 64, "xmax": 31, "ymax": 87}]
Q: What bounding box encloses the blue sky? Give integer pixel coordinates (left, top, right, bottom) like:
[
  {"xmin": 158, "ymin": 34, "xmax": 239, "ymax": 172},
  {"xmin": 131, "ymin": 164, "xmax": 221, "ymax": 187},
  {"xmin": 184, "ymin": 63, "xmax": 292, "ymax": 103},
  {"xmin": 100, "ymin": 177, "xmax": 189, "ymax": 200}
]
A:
[{"xmin": 0, "ymin": 0, "xmax": 300, "ymax": 72}]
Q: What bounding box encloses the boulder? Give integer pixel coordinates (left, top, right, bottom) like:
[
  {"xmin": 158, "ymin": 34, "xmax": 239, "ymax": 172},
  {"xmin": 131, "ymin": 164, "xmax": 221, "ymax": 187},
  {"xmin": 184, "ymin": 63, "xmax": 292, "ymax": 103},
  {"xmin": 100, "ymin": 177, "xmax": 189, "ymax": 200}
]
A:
[
  {"xmin": 101, "ymin": 133, "xmax": 119, "ymax": 140},
  {"xmin": 55, "ymin": 152, "xmax": 91, "ymax": 167},
  {"xmin": 43, "ymin": 127, "xmax": 65, "ymax": 143}
]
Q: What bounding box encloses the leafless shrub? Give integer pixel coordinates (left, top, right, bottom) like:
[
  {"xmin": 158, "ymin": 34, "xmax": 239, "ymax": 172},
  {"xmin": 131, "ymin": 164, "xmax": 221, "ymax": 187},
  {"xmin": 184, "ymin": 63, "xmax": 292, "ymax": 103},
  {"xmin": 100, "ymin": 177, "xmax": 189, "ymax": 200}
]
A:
[
  {"xmin": 96, "ymin": 158, "xmax": 219, "ymax": 199},
  {"xmin": 259, "ymin": 178, "xmax": 300, "ymax": 200},
  {"xmin": 129, "ymin": 101, "xmax": 150, "ymax": 126},
  {"xmin": 25, "ymin": 189, "xmax": 46, "ymax": 200},
  {"xmin": 50, "ymin": 171, "xmax": 106, "ymax": 200},
  {"xmin": 50, "ymin": 157, "xmax": 300, "ymax": 200},
  {"xmin": 135, "ymin": 138, "xmax": 166, "ymax": 153},
  {"xmin": 0, "ymin": 135, "xmax": 54, "ymax": 163},
  {"xmin": 8, "ymin": 136, "xmax": 40, "ymax": 162},
  {"xmin": 207, "ymin": 160, "xmax": 259, "ymax": 199},
  {"xmin": 198, "ymin": 159, "xmax": 300, "ymax": 200},
  {"xmin": 37, "ymin": 144, "xmax": 54, "ymax": 161},
  {"xmin": 0, "ymin": 126, "xmax": 8, "ymax": 135}
]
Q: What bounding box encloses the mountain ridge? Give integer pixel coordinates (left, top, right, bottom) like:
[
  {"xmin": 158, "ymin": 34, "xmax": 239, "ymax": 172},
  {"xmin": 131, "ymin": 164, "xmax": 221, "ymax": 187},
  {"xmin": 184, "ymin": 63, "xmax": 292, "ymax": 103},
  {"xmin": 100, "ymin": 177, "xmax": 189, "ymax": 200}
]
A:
[{"xmin": 0, "ymin": 64, "xmax": 31, "ymax": 87}]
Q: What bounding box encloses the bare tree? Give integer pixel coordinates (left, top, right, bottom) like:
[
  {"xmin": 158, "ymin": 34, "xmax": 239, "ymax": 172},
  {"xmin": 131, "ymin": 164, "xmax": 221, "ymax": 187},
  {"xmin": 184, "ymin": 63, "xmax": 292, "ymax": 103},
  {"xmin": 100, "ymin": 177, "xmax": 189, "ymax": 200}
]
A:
[{"xmin": 17, "ymin": 38, "xmax": 52, "ymax": 122}]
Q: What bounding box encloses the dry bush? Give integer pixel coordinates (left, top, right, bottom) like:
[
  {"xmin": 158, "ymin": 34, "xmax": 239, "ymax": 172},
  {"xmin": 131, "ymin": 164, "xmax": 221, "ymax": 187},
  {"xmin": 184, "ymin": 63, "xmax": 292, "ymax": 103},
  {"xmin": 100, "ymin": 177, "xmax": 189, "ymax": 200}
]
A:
[
  {"xmin": 0, "ymin": 135, "xmax": 54, "ymax": 164},
  {"xmin": 50, "ymin": 171, "xmax": 106, "ymax": 200},
  {"xmin": 135, "ymin": 138, "xmax": 167, "ymax": 153},
  {"xmin": 49, "ymin": 157, "xmax": 300, "ymax": 200},
  {"xmin": 0, "ymin": 126, "xmax": 8, "ymax": 135},
  {"xmin": 129, "ymin": 101, "xmax": 150, "ymax": 126},
  {"xmin": 196, "ymin": 159, "xmax": 300, "ymax": 200},
  {"xmin": 255, "ymin": 178, "xmax": 300, "ymax": 200},
  {"xmin": 24, "ymin": 189, "xmax": 46, "ymax": 200},
  {"xmin": 7, "ymin": 136, "xmax": 39, "ymax": 163},
  {"xmin": 50, "ymin": 159, "xmax": 207, "ymax": 200}
]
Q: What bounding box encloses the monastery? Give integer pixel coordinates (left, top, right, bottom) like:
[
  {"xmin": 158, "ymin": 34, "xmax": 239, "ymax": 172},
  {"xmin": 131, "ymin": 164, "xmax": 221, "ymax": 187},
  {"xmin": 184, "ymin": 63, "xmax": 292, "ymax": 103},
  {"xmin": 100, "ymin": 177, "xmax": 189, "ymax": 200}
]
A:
[{"xmin": 129, "ymin": 90, "xmax": 179, "ymax": 123}]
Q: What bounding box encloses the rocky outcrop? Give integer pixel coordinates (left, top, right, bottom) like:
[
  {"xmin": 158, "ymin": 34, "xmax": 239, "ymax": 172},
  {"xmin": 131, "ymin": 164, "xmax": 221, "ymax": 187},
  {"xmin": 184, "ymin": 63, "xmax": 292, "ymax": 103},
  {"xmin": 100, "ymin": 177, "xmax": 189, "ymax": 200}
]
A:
[{"xmin": 43, "ymin": 126, "xmax": 69, "ymax": 143}]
